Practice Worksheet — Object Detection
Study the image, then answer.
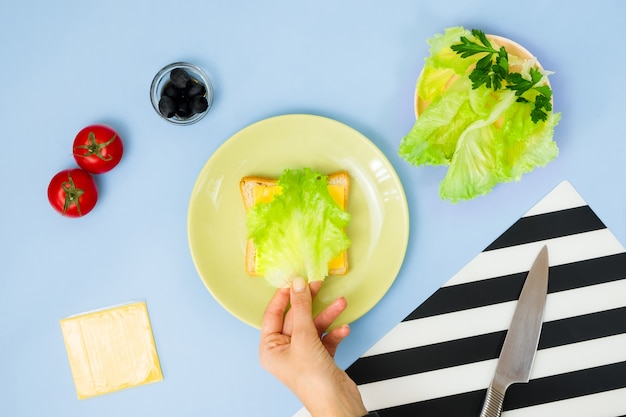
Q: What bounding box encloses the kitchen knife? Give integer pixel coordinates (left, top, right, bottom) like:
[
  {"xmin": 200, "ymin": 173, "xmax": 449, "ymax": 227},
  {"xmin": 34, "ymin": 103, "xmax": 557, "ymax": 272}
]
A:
[{"xmin": 479, "ymin": 245, "xmax": 549, "ymax": 417}]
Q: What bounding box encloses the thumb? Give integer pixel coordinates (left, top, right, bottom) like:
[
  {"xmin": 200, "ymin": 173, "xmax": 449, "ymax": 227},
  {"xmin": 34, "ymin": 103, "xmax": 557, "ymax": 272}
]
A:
[{"xmin": 289, "ymin": 277, "xmax": 315, "ymax": 334}]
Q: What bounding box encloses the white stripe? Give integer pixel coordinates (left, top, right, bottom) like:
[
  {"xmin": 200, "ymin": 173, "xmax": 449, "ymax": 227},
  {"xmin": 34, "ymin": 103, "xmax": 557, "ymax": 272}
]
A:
[
  {"xmin": 359, "ymin": 359, "xmax": 494, "ymax": 411},
  {"xmin": 358, "ymin": 334, "xmax": 626, "ymax": 411},
  {"xmin": 523, "ymin": 181, "xmax": 587, "ymax": 217},
  {"xmin": 363, "ymin": 302, "xmax": 517, "ymax": 355},
  {"xmin": 545, "ymin": 278, "xmax": 626, "ymax": 324},
  {"xmin": 444, "ymin": 229, "xmax": 624, "ymax": 287},
  {"xmin": 363, "ymin": 279, "xmax": 626, "ymax": 356},
  {"xmin": 531, "ymin": 334, "xmax": 626, "ymax": 379},
  {"xmin": 504, "ymin": 388, "xmax": 626, "ymax": 417}
]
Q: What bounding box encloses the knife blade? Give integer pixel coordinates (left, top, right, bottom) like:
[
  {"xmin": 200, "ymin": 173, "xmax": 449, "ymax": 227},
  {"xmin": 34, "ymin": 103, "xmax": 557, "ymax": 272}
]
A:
[{"xmin": 479, "ymin": 245, "xmax": 549, "ymax": 417}]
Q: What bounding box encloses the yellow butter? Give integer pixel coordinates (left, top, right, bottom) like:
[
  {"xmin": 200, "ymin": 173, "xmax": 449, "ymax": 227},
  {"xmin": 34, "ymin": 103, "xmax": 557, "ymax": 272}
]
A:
[
  {"xmin": 60, "ymin": 301, "xmax": 163, "ymax": 399},
  {"xmin": 252, "ymin": 183, "xmax": 346, "ymax": 270}
]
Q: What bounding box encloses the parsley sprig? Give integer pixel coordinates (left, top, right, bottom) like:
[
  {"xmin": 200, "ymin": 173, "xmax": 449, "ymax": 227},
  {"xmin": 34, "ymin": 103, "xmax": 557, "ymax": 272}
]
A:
[{"xmin": 450, "ymin": 29, "xmax": 553, "ymax": 123}]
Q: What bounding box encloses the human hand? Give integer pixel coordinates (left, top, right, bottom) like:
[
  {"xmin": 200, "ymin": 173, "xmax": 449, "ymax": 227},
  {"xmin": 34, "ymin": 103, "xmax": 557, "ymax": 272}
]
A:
[{"xmin": 259, "ymin": 277, "xmax": 368, "ymax": 417}]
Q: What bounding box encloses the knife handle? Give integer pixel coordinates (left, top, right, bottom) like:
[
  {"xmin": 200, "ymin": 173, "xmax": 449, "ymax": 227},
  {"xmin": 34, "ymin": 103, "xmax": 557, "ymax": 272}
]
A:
[{"xmin": 479, "ymin": 384, "xmax": 505, "ymax": 417}]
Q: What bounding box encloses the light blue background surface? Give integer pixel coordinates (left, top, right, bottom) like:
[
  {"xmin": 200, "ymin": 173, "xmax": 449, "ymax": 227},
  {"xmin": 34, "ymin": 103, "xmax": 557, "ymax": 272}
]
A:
[{"xmin": 1, "ymin": 1, "xmax": 625, "ymax": 416}]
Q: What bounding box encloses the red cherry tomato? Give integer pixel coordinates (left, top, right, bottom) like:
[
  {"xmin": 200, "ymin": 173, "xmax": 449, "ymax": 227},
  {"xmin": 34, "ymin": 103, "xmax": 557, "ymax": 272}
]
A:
[
  {"xmin": 48, "ymin": 169, "xmax": 98, "ymax": 217},
  {"xmin": 72, "ymin": 124, "xmax": 124, "ymax": 174}
]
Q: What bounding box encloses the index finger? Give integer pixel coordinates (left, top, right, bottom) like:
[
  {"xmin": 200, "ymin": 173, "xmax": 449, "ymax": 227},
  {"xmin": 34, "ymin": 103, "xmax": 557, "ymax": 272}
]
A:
[
  {"xmin": 260, "ymin": 288, "xmax": 290, "ymax": 337},
  {"xmin": 309, "ymin": 280, "xmax": 323, "ymax": 298}
]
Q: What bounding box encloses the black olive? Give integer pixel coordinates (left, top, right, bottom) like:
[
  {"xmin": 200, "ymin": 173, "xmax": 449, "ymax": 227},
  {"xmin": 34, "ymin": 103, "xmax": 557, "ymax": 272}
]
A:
[
  {"xmin": 170, "ymin": 68, "xmax": 191, "ymax": 89},
  {"xmin": 187, "ymin": 82, "xmax": 206, "ymax": 98},
  {"xmin": 190, "ymin": 96, "xmax": 208, "ymax": 113},
  {"xmin": 163, "ymin": 83, "xmax": 179, "ymax": 98},
  {"xmin": 158, "ymin": 96, "xmax": 177, "ymax": 118}
]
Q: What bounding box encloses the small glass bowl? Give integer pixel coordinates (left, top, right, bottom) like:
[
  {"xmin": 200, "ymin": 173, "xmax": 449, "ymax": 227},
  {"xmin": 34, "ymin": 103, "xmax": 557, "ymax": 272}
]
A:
[{"xmin": 150, "ymin": 62, "xmax": 214, "ymax": 125}]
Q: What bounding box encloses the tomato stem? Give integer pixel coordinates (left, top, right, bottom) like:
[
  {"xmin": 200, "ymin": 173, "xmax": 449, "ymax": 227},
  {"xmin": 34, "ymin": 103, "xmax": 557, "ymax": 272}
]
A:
[
  {"xmin": 73, "ymin": 131, "xmax": 117, "ymax": 161},
  {"xmin": 61, "ymin": 172, "xmax": 85, "ymax": 216}
]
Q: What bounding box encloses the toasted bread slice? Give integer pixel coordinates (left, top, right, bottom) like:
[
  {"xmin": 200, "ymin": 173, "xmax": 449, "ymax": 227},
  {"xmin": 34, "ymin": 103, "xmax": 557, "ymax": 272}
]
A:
[{"xmin": 240, "ymin": 171, "xmax": 350, "ymax": 276}]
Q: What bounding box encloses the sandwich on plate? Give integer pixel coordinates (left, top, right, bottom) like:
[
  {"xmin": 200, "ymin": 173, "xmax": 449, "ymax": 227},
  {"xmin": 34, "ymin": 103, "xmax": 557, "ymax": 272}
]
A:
[{"xmin": 240, "ymin": 168, "xmax": 351, "ymax": 287}]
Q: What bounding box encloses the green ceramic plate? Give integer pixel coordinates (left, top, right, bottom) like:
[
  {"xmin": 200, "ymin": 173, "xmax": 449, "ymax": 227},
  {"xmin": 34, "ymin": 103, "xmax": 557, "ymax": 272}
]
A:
[{"xmin": 187, "ymin": 114, "xmax": 409, "ymax": 328}]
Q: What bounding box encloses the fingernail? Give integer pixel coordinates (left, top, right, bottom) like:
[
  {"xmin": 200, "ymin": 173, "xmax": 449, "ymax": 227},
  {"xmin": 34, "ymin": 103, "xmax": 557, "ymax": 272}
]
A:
[{"xmin": 292, "ymin": 277, "xmax": 306, "ymax": 293}]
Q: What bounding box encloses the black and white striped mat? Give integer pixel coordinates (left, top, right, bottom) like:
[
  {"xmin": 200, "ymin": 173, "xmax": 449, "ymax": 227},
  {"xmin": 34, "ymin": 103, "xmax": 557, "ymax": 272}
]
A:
[{"xmin": 294, "ymin": 181, "xmax": 626, "ymax": 416}]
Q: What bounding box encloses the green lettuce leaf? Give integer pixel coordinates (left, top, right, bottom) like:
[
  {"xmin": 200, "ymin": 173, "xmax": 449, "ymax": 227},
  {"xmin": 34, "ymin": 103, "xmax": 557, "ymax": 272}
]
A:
[
  {"xmin": 497, "ymin": 105, "xmax": 561, "ymax": 181},
  {"xmin": 426, "ymin": 26, "xmax": 477, "ymax": 74},
  {"xmin": 399, "ymin": 26, "xmax": 561, "ymax": 202},
  {"xmin": 439, "ymin": 89, "xmax": 517, "ymax": 202},
  {"xmin": 246, "ymin": 168, "xmax": 351, "ymax": 287},
  {"xmin": 417, "ymin": 27, "xmax": 480, "ymax": 101},
  {"xmin": 399, "ymin": 76, "xmax": 475, "ymax": 166}
]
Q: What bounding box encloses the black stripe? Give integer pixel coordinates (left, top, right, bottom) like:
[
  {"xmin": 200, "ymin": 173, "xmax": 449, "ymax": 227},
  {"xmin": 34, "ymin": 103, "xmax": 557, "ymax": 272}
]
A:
[
  {"xmin": 348, "ymin": 307, "xmax": 626, "ymax": 385},
  {"xmin": 347, "ymin": 331, "xmax": 504, "ymax": 385},
  {"xmin": 374, "ymin": 390, "xmax": 484, "ymax": 417},
  {"xmin": 506, "ymin": 361, "xmax": 626, "ymax": 409},
  {"xmin": 404, "ymin": 253, "xmax": 626, "ymax": 320},
  {"xmin": 372, "ymin": 362, "xmax": 626, "ymax": 417},
  {"xmin": 539, "ymin": 307, "xmax": 626, "ymax": 349},
  {"xmin": 404, "ymin": 271, "xmax": 528, "ymax": 320},
  {"xmin": 485, "ymin": 206, "xmax": 606, "ymax": 251}
]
